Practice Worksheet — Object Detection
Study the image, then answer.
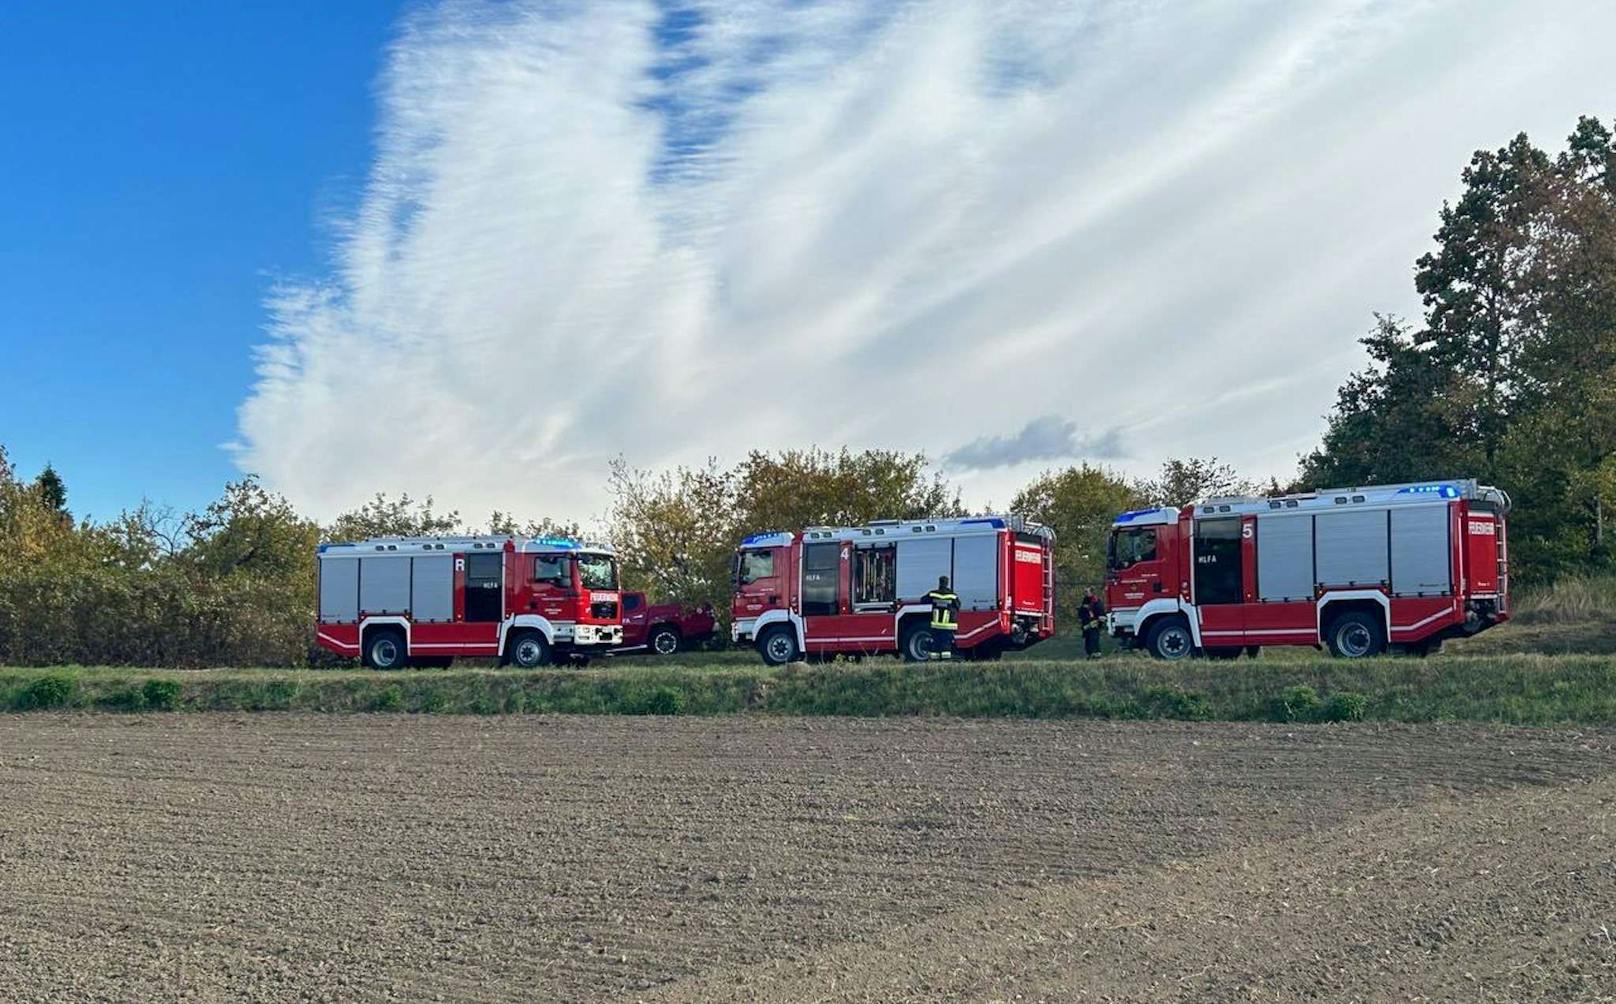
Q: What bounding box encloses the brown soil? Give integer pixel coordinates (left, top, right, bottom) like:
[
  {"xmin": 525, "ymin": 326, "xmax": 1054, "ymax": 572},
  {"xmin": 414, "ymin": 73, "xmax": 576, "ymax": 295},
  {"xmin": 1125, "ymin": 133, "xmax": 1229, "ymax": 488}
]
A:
[{"xmin": 0, "ymin": 715, "xmax": 1611, "ymax": 1002}]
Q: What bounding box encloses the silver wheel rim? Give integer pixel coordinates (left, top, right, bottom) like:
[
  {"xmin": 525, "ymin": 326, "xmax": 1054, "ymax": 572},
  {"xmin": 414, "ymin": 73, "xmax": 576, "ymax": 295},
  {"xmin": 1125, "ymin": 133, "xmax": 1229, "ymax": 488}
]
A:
[
  {"xmin": 909, "ymin": 633, "xmax": 932, "ymax": 660},
  {"xmin": 766, "ymin": 634, "xmax": 794, "ymax": 663},
  {"xmin": 1158, "ymin": 628, "xmax": 1190, "ymax": 659},
  {"xmin": 1339, "ymin": 624, "xmax": 1373, "ymax": 658},
  {"xmin": 373, "ymin": 639, "xmax": 398, "ymax": 667},
  {"xmin": 653, "ymin": 631, "xmax": 678, "ymax": 655},
  {"xmin": 516, "ymin": 638, "xmax": 543, "ymax": 665}
]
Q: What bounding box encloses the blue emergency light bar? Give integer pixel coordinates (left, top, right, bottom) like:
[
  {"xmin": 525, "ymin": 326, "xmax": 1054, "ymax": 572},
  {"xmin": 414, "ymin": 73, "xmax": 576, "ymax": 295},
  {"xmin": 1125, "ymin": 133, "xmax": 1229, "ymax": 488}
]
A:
[
  {"xmin": 1113, "ymin": 508, "xmax": 1161, "ymax": 524},
  {"xmin": 1396, "ymin": 484, "xmax": 1460, "ymax": 498},
  {"xmin": 532, "ymin": 536, "xmax": 582, "ymax": 549}
]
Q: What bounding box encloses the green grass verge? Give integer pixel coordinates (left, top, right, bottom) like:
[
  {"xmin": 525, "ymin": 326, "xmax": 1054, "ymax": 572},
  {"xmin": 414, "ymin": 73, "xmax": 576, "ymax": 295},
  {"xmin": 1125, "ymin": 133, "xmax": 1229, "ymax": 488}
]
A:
[{"xmin": 3, "ymin": 652, "xmax": 1616, "ymax": 725}]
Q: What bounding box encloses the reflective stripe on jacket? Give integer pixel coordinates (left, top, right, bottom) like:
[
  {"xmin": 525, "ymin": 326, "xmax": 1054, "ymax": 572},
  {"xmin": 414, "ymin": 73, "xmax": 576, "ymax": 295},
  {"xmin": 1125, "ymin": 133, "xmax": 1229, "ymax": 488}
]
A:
[{"xmin": 927, "ymin": 590, "xmax": 959, "ymax": 630}]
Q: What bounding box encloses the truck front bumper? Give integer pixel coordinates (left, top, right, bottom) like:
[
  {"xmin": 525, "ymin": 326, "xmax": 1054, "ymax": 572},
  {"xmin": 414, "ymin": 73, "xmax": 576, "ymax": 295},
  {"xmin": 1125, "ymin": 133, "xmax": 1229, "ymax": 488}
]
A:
[
  {"xmin": 731, "ymin": 618, "xmax": 756, "ymax": 645},
  {"xmin": 568, "ymin": 624, "xmax": 623, "ymax": 648}
]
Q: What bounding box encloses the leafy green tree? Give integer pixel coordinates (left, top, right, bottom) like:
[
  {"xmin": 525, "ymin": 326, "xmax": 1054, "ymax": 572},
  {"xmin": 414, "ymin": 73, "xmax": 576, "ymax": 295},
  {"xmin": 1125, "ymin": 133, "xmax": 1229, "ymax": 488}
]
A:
[
  {"xmin": 1140, "ymin": 457, "xmax": 1253, "ymax": 507},
  {"xmin": 1302, "ymin": 117, "xmax": 1616, "ymax": 580},
  {"xmin": 328, "ymin": 493, "xmax": 461, "ymax": 541},
  {"xmin": 735, "ymin": 447, "xmax": 962, "ymax": 532},
  {"xmin": 608, "ymin": 447, "xmax": 960, "ymax": 621},
  {"xmin": 185, "ymin": 478, "xmax": 317, "ymax": 579},
  {"xmin": 482, "ymin": 511, "xmax": 582, "ymax": 539},
  {"xmin": 608, "ymin": 457, "xmax": 738, "ymax": 614},
  {"xmin": 34, "ymin": 463, "xmax": 68, "ymax": 516},
  {"xmin": 1011, "ymin": 465, "xmax": 1142, "ymax": 621},
  {"xmin": 1414, "ymin": 134, "xmax": 1552, "ymax": 469}
]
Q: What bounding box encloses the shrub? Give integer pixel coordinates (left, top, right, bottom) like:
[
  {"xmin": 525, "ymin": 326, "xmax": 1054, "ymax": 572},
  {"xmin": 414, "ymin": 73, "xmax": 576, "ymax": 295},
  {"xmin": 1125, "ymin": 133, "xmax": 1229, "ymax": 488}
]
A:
[
  {"xmin": 18, "ymin": 672, "xmax": 76, "ymax": 710},
  {"xmin": 1270, "ymin": 684, "xmax": 1323, "ymax": 722},
  {"xmin": 1320, "ymin": 690, "xmax": 1369, "ymax": 722},
  {"xmin": 99, "ymin": 686, "xmax": 148, "ymax": 711},
  {"xmin": 1141, "ymin": 684, "xmax": 1212, "ymax": 721},
  {"xmin": 626, "ymin": 685, "xmax": 684, "ymax": 716},
  {"xmin": 142, "ymin": 678, "xmax": 182, "ymax": 711},
  {"xmin": 264, "ymin": 679, "xmax": 300, "ymax": 706}
]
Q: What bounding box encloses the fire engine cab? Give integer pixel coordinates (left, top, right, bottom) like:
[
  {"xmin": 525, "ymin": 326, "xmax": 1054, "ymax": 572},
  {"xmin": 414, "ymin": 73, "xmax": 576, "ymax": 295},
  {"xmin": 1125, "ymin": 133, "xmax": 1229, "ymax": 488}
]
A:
[
  {"xmin": 731, "ymin": 515, "xmax": 1056, "ymax": 664},
  {"xmin": 314, "ymin": 535, "xmax": 623, "ymax": 669},
  {"xmin": 1106, "ymin": 480, "xmax": 1510, "ymax": 659}
]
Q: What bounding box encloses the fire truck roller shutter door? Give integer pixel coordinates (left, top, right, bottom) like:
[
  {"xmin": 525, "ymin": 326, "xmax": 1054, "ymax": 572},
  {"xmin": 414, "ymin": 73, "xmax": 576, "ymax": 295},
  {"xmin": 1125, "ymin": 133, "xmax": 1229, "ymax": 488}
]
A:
[
  {"xmin": 411, "ymin": 555, "xmax": 454, "ymax": 622},
  {"xmin": 897, "ymin": 538, "xmax": 953, "ymax": 601},
  {"xmin": 1390, "ymin": 505, "xmax": 1452, "ymax": 596},
  {"xmin": 1314, "ymin": 509, "xmax": 1389, "ymax": 587},
  {"xmin": 319, "ymin": 557, "xmax": 359, "ymax": 623},
  {"xmin": 952, "ymin": 535, "xmax": 999, "ymax": 612},
  {"xmin": 360, "ymin": 556, "xmax": 411, "ymax": 615},
  {"xmin": 1256, "ymin": 513, "xmax": 1314, "ymax": 603}
]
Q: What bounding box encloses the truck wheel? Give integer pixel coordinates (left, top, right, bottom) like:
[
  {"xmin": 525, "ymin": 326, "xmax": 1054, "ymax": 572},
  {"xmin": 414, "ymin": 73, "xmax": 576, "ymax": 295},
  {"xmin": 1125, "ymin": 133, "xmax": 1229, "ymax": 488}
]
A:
[
  {"xmin": 508, "ymin": 631, "xmax": 551, "ymax": 669},
  {"xmin": 1326, "ymin": 611, "xmax": 1385, "ymax": 658},
  {"xmin": 758, "ymin": 627, "xmax": 799, "ymax": 666},
  {"xmin": 648, "ymin": 625, "xmax": 682, "ymax": 656},
  {"xmin": 364, "ymin": 629, "xmax": 407, "ymax": 670},
  {"xmin": 900, "ymin": 622, "xmax": 933, "ymax": 663},
  {"xmin": 1144, "ymin": 618, "xmax": 1194, "ymax": 661}
]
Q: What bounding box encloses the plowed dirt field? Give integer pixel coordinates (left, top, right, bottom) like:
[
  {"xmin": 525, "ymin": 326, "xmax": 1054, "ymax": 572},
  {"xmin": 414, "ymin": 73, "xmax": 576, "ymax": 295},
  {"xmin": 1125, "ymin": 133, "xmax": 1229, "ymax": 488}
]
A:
[{"xmin": 1, "ymin": 715, "xmax": 1612, "ymax": 1002}]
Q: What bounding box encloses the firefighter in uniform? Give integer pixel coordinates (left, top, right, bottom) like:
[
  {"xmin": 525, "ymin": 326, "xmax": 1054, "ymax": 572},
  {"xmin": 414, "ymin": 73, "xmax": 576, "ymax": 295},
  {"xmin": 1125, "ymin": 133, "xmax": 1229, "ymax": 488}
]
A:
[
  {"xmin": 925, "ymin": 575, "xmax": 960, "ymax": 660},
  {"xmin": 1078, "ymin": 588, "xmax": 1106, "ymax": 659}
]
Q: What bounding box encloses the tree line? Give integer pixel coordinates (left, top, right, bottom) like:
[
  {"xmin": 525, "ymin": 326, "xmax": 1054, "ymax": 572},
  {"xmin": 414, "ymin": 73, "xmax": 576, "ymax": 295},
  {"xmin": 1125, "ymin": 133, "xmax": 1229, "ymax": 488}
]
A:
[{"xmin": 1, "ymin": 116, "xmax": 1611, "ymax": 666}]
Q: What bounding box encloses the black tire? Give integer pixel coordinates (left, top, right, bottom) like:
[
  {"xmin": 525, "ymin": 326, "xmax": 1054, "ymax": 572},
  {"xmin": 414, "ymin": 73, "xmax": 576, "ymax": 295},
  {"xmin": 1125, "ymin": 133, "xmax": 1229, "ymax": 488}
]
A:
[
  {"xmin": 363, "ymin": 629, "xmax": 408, "ymax": 670},
  {"xmin": 899, "ymin": 622, "xmax": 933, "ymax": 663},
  {"xmin": 1325, "ymin": 610, "xmax": 1386, "ymax": 659},
  {"xmin": 757, "ymin": 626, "xmax": 800, "ymax": 666},
  {"xmin": 647, "ymin": 625, "xmax": 682, "ymax": 657},
  {"xmin": 507, "ymin": 630, "xmax": 552, "ymax": 669},
  {"xmin": 1205, "ymin": 646, "xmax": 1243, "ymax": 660},
  {"xmin": 1143, "ymin": 618, "xmax": 1195, "ymax": 661}
]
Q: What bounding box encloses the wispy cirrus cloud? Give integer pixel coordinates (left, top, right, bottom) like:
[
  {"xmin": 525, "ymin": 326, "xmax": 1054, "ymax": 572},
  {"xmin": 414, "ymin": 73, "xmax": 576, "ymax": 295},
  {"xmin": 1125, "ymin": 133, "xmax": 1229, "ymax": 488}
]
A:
[{"xmin": 235, "ymin": 0, "xmax": 1616, "ymax": 522}]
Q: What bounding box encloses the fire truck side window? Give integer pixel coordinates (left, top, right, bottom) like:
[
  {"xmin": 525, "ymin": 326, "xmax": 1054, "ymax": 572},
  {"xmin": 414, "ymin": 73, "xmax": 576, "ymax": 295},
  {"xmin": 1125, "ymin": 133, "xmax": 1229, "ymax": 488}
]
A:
[
  {"xmin": 738, "ymin": 550, "xmax": 774, "ymax": 584},
  {"xmin": 534, "ymin": 555, "xmax": 568, "ymax": 585},
  {"xmin": 852, "ymin": 546, "xmax": 896, "ymax": 607},
  {"xmin": 1109, "ymin": 529, "xmax": 1157, "ymax": 569},
  {"xmin": 801, "ymin": 543, "xmax": 840, "ymax": 616}
]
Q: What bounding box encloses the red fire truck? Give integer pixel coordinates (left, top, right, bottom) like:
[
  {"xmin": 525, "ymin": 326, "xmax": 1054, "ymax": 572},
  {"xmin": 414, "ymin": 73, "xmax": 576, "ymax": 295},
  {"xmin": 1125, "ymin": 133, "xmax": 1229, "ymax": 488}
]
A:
[
  {"xmin": 315, "ymin": 535, "xmax": 624, "ymax": 668},
  {"xmin": 1105, "ymin": 480, "xmax": 1510, "ymax": 659},
  {"xmin": 730, "ymin": 515, "xmax": 1056, "ymax": 664}
]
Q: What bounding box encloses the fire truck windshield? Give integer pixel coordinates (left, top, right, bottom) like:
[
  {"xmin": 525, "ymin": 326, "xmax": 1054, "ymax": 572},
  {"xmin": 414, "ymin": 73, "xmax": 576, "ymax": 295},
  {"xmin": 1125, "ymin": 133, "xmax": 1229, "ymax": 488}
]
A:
[
  {"xmin": 1108, "ymin": 528, "xmax": 1158, "ymax": 570},
  {"xmin": 577, "ymin": 553, "xmax": 618, "ymax": 590}
]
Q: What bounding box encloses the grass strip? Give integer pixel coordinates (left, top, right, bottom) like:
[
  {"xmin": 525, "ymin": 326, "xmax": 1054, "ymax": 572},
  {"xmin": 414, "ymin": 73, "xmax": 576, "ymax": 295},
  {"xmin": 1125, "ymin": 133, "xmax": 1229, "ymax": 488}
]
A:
[{"xmin": 3, "ymin": 654, "xmax": 1615, "ymax": 725}]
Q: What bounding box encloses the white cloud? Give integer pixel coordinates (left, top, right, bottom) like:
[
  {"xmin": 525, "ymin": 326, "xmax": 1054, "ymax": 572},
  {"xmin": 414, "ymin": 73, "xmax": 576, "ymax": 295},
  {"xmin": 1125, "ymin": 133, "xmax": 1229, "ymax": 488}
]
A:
[{"xmin": 237, "ymin": 0, "xmax": 1616, "ymax": 524}]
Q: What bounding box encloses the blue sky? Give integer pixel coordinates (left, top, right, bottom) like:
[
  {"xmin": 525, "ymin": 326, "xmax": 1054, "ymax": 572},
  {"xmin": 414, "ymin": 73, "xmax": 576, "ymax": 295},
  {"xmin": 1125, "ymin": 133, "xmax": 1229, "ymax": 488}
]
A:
[
  {"xmin": 5, "ymin": 2, "xmax": 1616, "ymax": 528},
  {"xmin": 0, "ymin": 3, "xmax": 401, "ymax": 519}
]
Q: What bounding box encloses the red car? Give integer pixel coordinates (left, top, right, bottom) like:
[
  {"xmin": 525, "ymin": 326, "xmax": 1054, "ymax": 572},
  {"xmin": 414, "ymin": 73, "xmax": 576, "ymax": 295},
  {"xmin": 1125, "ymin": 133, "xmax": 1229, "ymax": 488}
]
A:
[{"xmin": 618, "ymin": 592, "xmax": 716, "ymax": 656}]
